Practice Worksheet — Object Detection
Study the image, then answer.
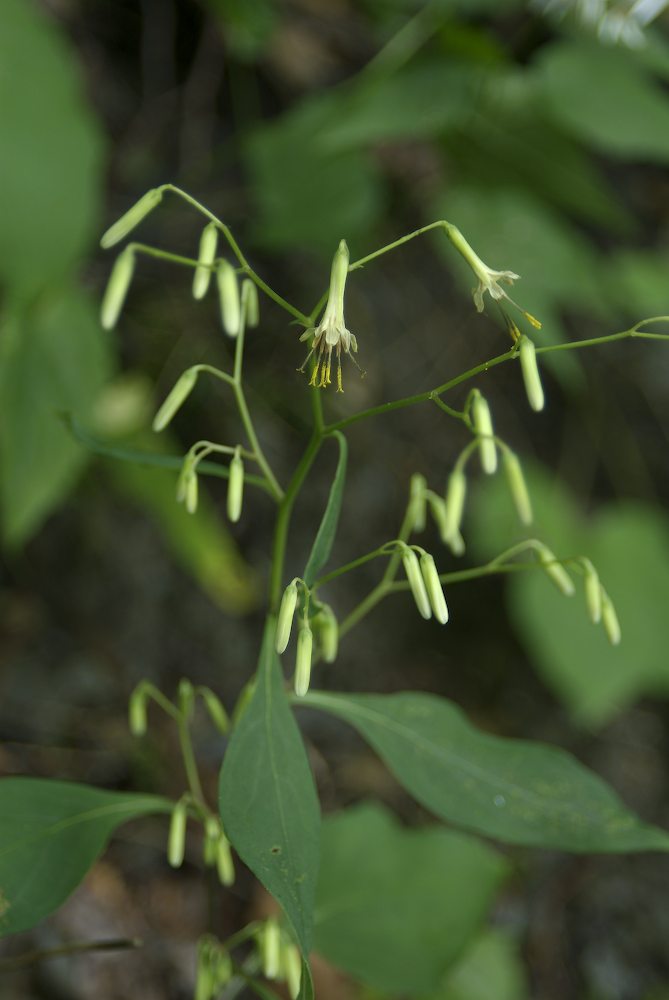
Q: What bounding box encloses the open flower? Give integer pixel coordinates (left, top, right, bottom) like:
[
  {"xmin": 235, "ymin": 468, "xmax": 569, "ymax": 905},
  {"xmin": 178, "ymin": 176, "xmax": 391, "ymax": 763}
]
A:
[{"xmin": 298, "ymin": 239, "xmax": 363, "ymax": 392}]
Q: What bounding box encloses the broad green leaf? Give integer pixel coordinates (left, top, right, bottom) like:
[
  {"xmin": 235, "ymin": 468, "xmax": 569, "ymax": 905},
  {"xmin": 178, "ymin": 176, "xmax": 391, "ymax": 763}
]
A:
[
  {"xmin": 0, "ymin": 778, "xmax": 171, "ymax": 937},
  {"xmin": 314, "ymin": 803, "xmax": 508, "ymax": 995},
  {"xmin": 0, "ymin": 0, "xmax": 104, "ymax": 294},
  {"xmin": 536, "ymin": 39, "xmax": 669, "ymax": 161},
  {"xmin": 469, "ymin": 467, "xmax": 669, "ymax": 725},
  {"xmin": 0, "ymin": 288, "xmax": 113, "ymax": 547},
  {"xmin": 219, "ymin": 624, "xmax": 321, "ymax": 955},
  {"xmin": 303, "ymin": 431, "xmax": 348, "ymax": 587},
  {"xmin": 301, "ymin": 691, "xmax": 669, "ymax": 852},
  {"xmin": 433, "ymin": 930, "xmax": 529, "ymax": 1000}
]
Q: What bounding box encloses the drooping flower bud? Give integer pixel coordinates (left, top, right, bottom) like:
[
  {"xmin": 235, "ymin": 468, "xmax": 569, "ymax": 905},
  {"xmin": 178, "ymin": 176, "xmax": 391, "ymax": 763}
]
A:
[
  {"xmin": 128, "ymin": 683, "xmax": 148, "ymax": 736},
  {"xmin": 100, "ymin": 247, "xmax": 136, "ymax": 330},
  {"xmin": 100, "ymin": 188, "xmax": 163, "ymax": 248},
  {"xmin": 261, "ymin": 918, "xmax": 281, "ymax": 980},
  {"xmin": 192, "ymin": 223, "xmax": 219, "ymax": 300},
  {"xmin": 167, "ymin": 799, "xmax": 188, "ymax": 868},
  {"xmin": 197, "ymin": 686, "xmax": 230, "ymax": 734},
  {"xmin": 216, "ymin": 833, "xmax": 235, "ymax": 887},
  {"xmin": 282, "ymin": 943, "xmax": 302, "ymax": 1000},
  {"xmin": 535, "ymin": 543, "xmax": 575, "ymax": 596},
  {"xmin": 153, "ymin": 367, "xmax": 198, "ymax": 431},
  {"xmin": 227, "ymin": 447, "xmax": 244, "ymax": 523},
  {"xmin": 519, "ymin": 336, "xmax": 545, "ymax": 412},
  {"xmin": 276, "ymin": 582, "xmax": 298, "ymax": 654},
  {"xmin": 242, "ymin": 279, "xmax": 259, "ymax": 327},
  {"xmin": 419, "ymin": 552, "xmax": 449, "ymax": 624},
  {"xmin": 203, "ymin": 816, "xmax": 220, "ymax": 867},
  {"xmin": 408, "ymin": 474, "xmax": 427, "ymax": 532},
  {"xmin": 294, "ymin": 624, "xmax": 313, "ymax": 697},
  {"xmin": 502, "ymin": 449, "xmax": 533, "ymax": 525},
  {"xmin": 582, "ymin": 559, "xmax": 602, "ymax": 624},
  {"xmin": 402, "ymin": 548, "xmax": 432, "ymax": 620},
  {"xmin": 444, "ymin": 470, "xmax": 467, "ymax": 540},
  {"xmin": 471, "ymin": 390, "xmax": 497, "ymax": 474},
  {"xmin": 185, "ymin": 471, "xmax": 199, "ymax": 514},
  {"xmin": 601, "ymin": 590, "xmax": 621, "ymax": 646},
  {"xmin": 317, "ymin": 604, "xmax": 339, "ymax": 663},
  {"xmin": 216, "ymin": 260, "xmax": 241, "ymax": 337}
]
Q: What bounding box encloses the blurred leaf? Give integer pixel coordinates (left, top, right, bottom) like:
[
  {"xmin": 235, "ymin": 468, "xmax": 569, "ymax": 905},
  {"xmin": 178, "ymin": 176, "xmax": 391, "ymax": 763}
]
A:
[
  {"xmin": 302, "ymin": 690, "xmax": 669, "ymax": 851},
  {"xmin": 0, "ymin": 0, "xmax": 104, "ymax": 294},
  {"xmin": 606, "ymin": 249, "xmax": 669, "ymax": 321},
  {"xmin": 0, "ymin": 778, "xmax": 171, "ymax": 937},
  {"xmin": 469, "ymin": 466, "xmax": 669, "ymax": 724},
  {"xmin": 219, "ymin": 625, "xmax": 321, "ymax": 955},
  {"xmin": 204, "ymin": 0, "xmax": 277, "ymax": 60},
  {"xmin": 303, "ymin": 431, "xmax": 348, "ymax": 587},
  {"xmin": 314, "ymin": 803, "xmax": 508, "ymax": 995},
  {"xmin": 536, "ymin": 39, "xmax": 669, "ymax": 161},
  {"xmin": 0, "ymin": 288, "xmax": 113, "ymax": 547},
  {"xmin": 432, "ymin": 929, "xmax": 529, "ymax": 1000}
]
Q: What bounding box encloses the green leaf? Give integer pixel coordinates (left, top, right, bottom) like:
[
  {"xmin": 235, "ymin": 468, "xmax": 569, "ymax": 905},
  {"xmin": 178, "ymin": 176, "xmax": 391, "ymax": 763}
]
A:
[
  {"xmin": 303, "ymin": 431, "xmax": 348, "ymax": 587},
  {"xmin": 219, "ymin": 624, "xmax": 321, "ymax": 955},
  {"xmin": 0, "ymin": 0, "xmax": 104, "ymax": 294},
  {"xmin": 0, "ymin": 288, "xmax": 113, "ymax": 547},
  {"xmin": 433, "ymin": 930, "xmax": 529, "ymax": 1000},
  {"xmin": 301, "ymin": 691, "xmax": 669, "ymax": 852},
  {"xmin": 314, "ymin": 803, "xmax": 508, "ymax": 995},
  {"xmin": 0, "ymin": 778, "xmax": 171, "ymax": 937}
]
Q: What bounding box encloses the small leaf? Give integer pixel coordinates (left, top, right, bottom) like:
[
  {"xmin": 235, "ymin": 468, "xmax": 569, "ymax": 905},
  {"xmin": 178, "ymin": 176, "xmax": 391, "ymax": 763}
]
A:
[
  {"xmin": 303, "ymin": 432, "xmax": 348, "ymax": 587},
  {"xmin": 301, "ymin": 691, "xmax": 669, "ymax": 852},
  {"xmin": 433, "ymin": 930, "xmax": 529, "ymax": 1000},
  {"xmin": 315, "ymin": 803, "xmax": 508, "ymax": 995},
  {"xmin": 0, "ymin": 778, "xmax": 171, "ymax": 937},
  {"xmin": 219, "ymin": 623, "xmax": 321, "ymax": 955}
]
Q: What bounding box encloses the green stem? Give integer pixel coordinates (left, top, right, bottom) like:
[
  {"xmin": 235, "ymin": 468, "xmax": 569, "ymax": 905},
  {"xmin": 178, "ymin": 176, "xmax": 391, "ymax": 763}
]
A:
[
  {"xmin": 177, "ymin": 715, "xmax": 206, "ymax": 805},
  {"xmin": 0, "ymin": 938, "xmax": 142, "ymax": 971},
  {"xmin": 314, "ymin": 545, "xmax": 391, "ymax": 589}
]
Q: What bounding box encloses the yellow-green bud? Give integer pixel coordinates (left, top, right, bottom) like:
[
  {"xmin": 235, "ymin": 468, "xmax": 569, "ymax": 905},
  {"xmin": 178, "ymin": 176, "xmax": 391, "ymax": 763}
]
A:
[
  {"xmin": 419, "ymin": 552, "xmax": 449, "ymax": 625},
  {"xmin": 178, "ymin": 678, "xmax": 195, "ymax": 718},
  {"xmin": 519, "ymin": 336, "xmax": 544, "ymax": 412},
  {"xmin": 216, "ymin": 834, "xmax": 235, "ymax": 887},
  {"xmin": 318, "ymin": 604, "xmax": 339, "ymax": 664},
  {"xmin": 100, "ymin": 188, "xmax": 162, "ymax": 249},
  {"xmin": 227, "ymin": 447, "xmax": 244, "ymax": 523},
  {"xmin": 212, "ymin": 950, "xmax": 233, "ymax": 988},
  {"xmin": 402, "ymin": 548, "xmax": 432, "ymax": 620},
  {"xmin": 196, "ymin": 937, "xmax": 215, "ymax": 1000},
  {"xmin": 536, "ymin": 544, "xmax": 575, "ymax": 596},
  {"xmin": 100, "ymin": 247, "xmax": 136, "ymax": 330},
  {"xmin": 276, "ymin": 582, "xmax": 298, "ymax": 654},
  {"xmin": 192, "ymin": 223, "xmax": 218, "ymax": 300},
  {"xmin": 261, "ymin": 918, "xmax": 281, "ymax": 980},
  {"xmin": 446, "ymin": 528, "xmax": 465, "ymax": 557},
  {"xmin": 582, "ymin": 559, "xmax": 602, "ymax": 624},
  {"xmin": 503, "ymin": 450, "xmax": 533, "ymax": 525},
  {"xmin": 216, "ymin": 260, "xmax": 241, "ymax": 337},
  {"xmin": 601, "ymin": 590, "xmax": 621, "ymax": 646},
  {"xmin": 153, "ymin": 367, "xmax": 198, "ymax": 431},
  {"xmin": 282, "ymin": 943, "xmax": 302, "ymax": 1000},
  {"xmin": 203, "ymin": 816, "xmax": 220, "ymax": 867},
  {"xmin": 408, "ymin": 474, "xmax": 427, "ymax": 532},
  {"xmin": 294, "ymin": 624, "xmax": 313, "ymax": 697},
  {"xmin": 185, "ymin": 472, "xmax": 199, "ymax": 515},
  {"xmin": 471, "ymin": 391, "xmax": 497, "ymax": 474},
  {"xmin": 198, "ymin": 686, "xmax": 230, "ymax": 734},
  {"xmin": 167, "ymin": 800, "xmax": 187, "ymax": 868},
  {"xmin": 242, "ymin": 279, "xmax": 259, "ymax": 327},
  {"xmin": 444, "ymin": 470, "xmax": 467, "ymax": 540},
  {"xmin": 128, "ymin": 684, "xmax": 148, "ymax": 736}
]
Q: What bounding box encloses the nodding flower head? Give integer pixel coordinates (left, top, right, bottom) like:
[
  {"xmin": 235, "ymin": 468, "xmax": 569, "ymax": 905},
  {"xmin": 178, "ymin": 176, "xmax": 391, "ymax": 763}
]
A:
[{"xmin": 298, "ymin": 240, "xmax": 364, "ymax": 392}]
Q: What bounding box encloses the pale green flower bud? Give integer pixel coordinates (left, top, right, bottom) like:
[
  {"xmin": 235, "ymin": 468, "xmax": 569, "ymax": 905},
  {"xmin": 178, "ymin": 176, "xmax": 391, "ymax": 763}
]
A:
[
  {"xmin": 100, "ymin": 188, "xmax": 162, "ymax": 249},
  {"xmin": 318, "ymin": 604, "xmax": 339, "ymax": 664},
  {"xmin": 178, "ymin": 678, "xmax": 195, "ymax": 718},
  {"xmin": 471, "ymin": 391, "xmax": 497, "ymax": 474},
  {"xmin": 152, "ymin": 367, "xmax": 198, "ymax": 431},
  {"xmin": 198, "ymin": 686, "xmax": 230, "ymax": 734},
  {"xmin": 402, "ymin": 548, "xmax": 432, "ymax": 620},
  {"xmin": 227, "ymin": 447, "xmax": 244, "ymax": 523},
  {"xmin": 128, "ymin": 684, "xmax": 148, "ymax": 736},
  {"xmin": 216, "ymin": 260, "xmax": 241, "ymax": 336},
  {"xmin": 212, "ymin": 949, "xmax": 233, "ymax": 988},
  {"xmin": 502, "ymin": 449, "xmax": 533, "ymax": 525},
  {"xmin": 446, "ymin": 528, "xmax": 465, "ymax": 557},
  {"xmin": 420, "ymin": 552, "xmax": 449, "ymax": 625},
  {"xmin": 261, "ymin": 918, "xmax": 281, "ymax": 980},
  {"xmin": 408, "ymin": 474, "xmax": 427, "ymax": 532},
  {"xmin": 100, "ymin": 247, "xmax": 135, "ymax": 330},
  {"xmin": 216, "ymin": 833, "xmax": 235, "ymax": 887},
  {"xmin": 582, "ymin": 559, "xmax": 602, "ymax": 624},
  {"xmin": 444, "ymin": 470, "xmax": 467, "ymax": 540},
  {"xmin": 185, "ymin": 472, "xmax": 199, "ymax": 515},
  {"xmin": 294, "ymin": 624, "xmax": 313, "ymax": 698},
  {"xmin": 196, "ymin": 937, "xmax": 215, "ymax": 1000},
  {"xmin": 601, "ymin": 590, "xmax": 621, "ymax": 646},
  {"xmin": 519, "ymin": 336, "xmax": 545, "ymax": 412},
  {"xmin": 192, "ymin": 223, "xmax": 219, "ymax": 300},
  {"xmin": 282, "ymin": 943, "xmax": 302, "ymax": 1000},
  {"xmin": 167, "ymin": 800, "xmax": 187, "ymax": 868},
  {"xmin": 203, "ymin": 816, "xmax": 220, "ymax": 867},
  {"xmin": 276, "ymin": 582, "xmax": 298, "ymax": 654},
  {"xmin": 242, "ymin": 279, "xmax": 259, "ymax": 327},
  {"xmin": 536, "ymin": 544, "xmax": 575, "ymax": 596}
]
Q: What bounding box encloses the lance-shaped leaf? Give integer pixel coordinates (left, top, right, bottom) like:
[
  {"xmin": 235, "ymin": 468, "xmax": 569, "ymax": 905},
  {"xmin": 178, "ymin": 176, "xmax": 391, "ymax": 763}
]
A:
[
  {"xmin": 0, "ymin": 779, "xmax": 172, "ymax": 937},
  {"xmin": 303, "ymin": 431, "xmax": 347, "ymax": 587},
  {"xmin": 219, "ymin": 624, "xmax": 320, "ymax": 954},
  {"xmin": 300, "ymin": 691, "xmax": 669, "ymax": 853}
]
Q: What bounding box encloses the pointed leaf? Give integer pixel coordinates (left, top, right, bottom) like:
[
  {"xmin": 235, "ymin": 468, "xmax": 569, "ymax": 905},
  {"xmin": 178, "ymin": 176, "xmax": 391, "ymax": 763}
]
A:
[
  {"xmin": 219, "ymin": 625, "xmax": 320, "ymax": 954},
  {"xmin": 0, "ymin": 778, "xmax": 172, "ymax": 937},
  {"xmin": 303, "ymin": 431, "xmax": 347, "ymax": 587},
  {"xmin": 301, "ymin": 691, "xmax": 669, "ymax": 853}
]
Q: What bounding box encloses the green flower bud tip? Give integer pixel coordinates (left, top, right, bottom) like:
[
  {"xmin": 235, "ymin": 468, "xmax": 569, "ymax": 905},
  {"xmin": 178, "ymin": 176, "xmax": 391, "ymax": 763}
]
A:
[
  {"xmin": 471, "ymin": 391, "xmax": 497, "ymax": 475},
  {"xmin": 519, "ymin": 336, "xmax": 544, "ymax": 412},
  {"xmin": 167, "ymin": 801, "xmax": 187, "ymax": 868},
  {"xmin": 217, "ymin": 260, "xmax": 241, "ymax": 337},
  {"xmin": 537, "ymin": 544, "xmax": 574, "ymax": 596},
  {"xmin": 242, "ymin": 279, "xmax": 259, "ymax": 327},
  {"xmin": 261, "ymin": 918, "xmax": 281, "ymax": 980},
  {"xmin": 582, "ymin": 560, "xmax": 602, "ymax": 624},
  {"xmin": 447, "ymin": 529, "xmax": 465, "ymax": 557},
  {"xmin": 100, "ymin": 188, "xmax": 162, "ymax": 249},
  {"xmin": 420, "ymin": 552, "xmax": 449, "ymax": 624},
  {"xmin": 203, "ymin": 816, "xmax": 220, "ymax": 867},
  {"xmin": 601, "ymin": 590, "xmax": 621, "ymax": 646},
  {"xmin": 444, "ymin": 470, "xmax": 467, "ymax": 540},
  {"xmin": 409, "ymin": 473, "xmax": 427, "ymax": 532},
  {"xmin": 319, "ymin": 605, "xmax": 339, "ymax": 664},
  {"xmin": 212, "ymin": 950, "xmax": 233, "ymax": 989},
  {"xmin": 227, "ymin": 448, "xmax": 244, "ymax": 523},
  {"xmin": 275, "ymin": 582, "xmax": 298, "ymax": 654},
  {"xmin": 153, "ymin": 368, "xmax": 198, "ymax": 431},
  {"xmin": 178, "ymin": 678, "xmax": 195, "ymax": 717},
  {"xmin": 195, "ymin": 938, "xmax": 215, "ymax": 1000},
  {"xmin": 216, "ymin": 835, "xmax": 235, "ymax": 887},
  {"xmin": 294, "ymin": 624, "xmax": 313, "ymax": 697},
  {"xmin": 402, "ymin": 548, "xmax": 432, "ymax": 620},
  {"xmin": 282, "ymin": 944, "xmax": 302, "ymax": 1000},
  {"xmin": 199, "ymin": 687, "xmax": 230, "ymax": 734},
  {"xmin": 185, "ymin": 472, "xmax": 199, "ymax": 515},
  {"xmin": 192, "ymin": 223, "xmax": 219, "ymax": 300},
  {"xmin": 128, "ymin": 686, "xmax": 147, "ymax": 736},
  {"xmin": 503, "ymin": 450, "xmax": 533, "ymax": 526},
  {"xmin": 100, "ymin": 247, "xmax": 136, "ymax": 330}
]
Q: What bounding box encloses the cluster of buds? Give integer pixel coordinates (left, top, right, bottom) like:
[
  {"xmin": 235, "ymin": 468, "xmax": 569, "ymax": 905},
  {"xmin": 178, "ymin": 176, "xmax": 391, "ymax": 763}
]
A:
[
  {"xmin": 400, "ymin": 544, "xmax": 449, "ymax": 624},
  {"xmin": 257, "ymin": 917, "xmax": 302, "ymax": 1000},
  {"xmin": 275, "ymin": 580, "xmax": 339, "ymax": 696},
  {"xmin": 195, "ymin": 935, "xmax": 233, "ymax": 1000}
]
